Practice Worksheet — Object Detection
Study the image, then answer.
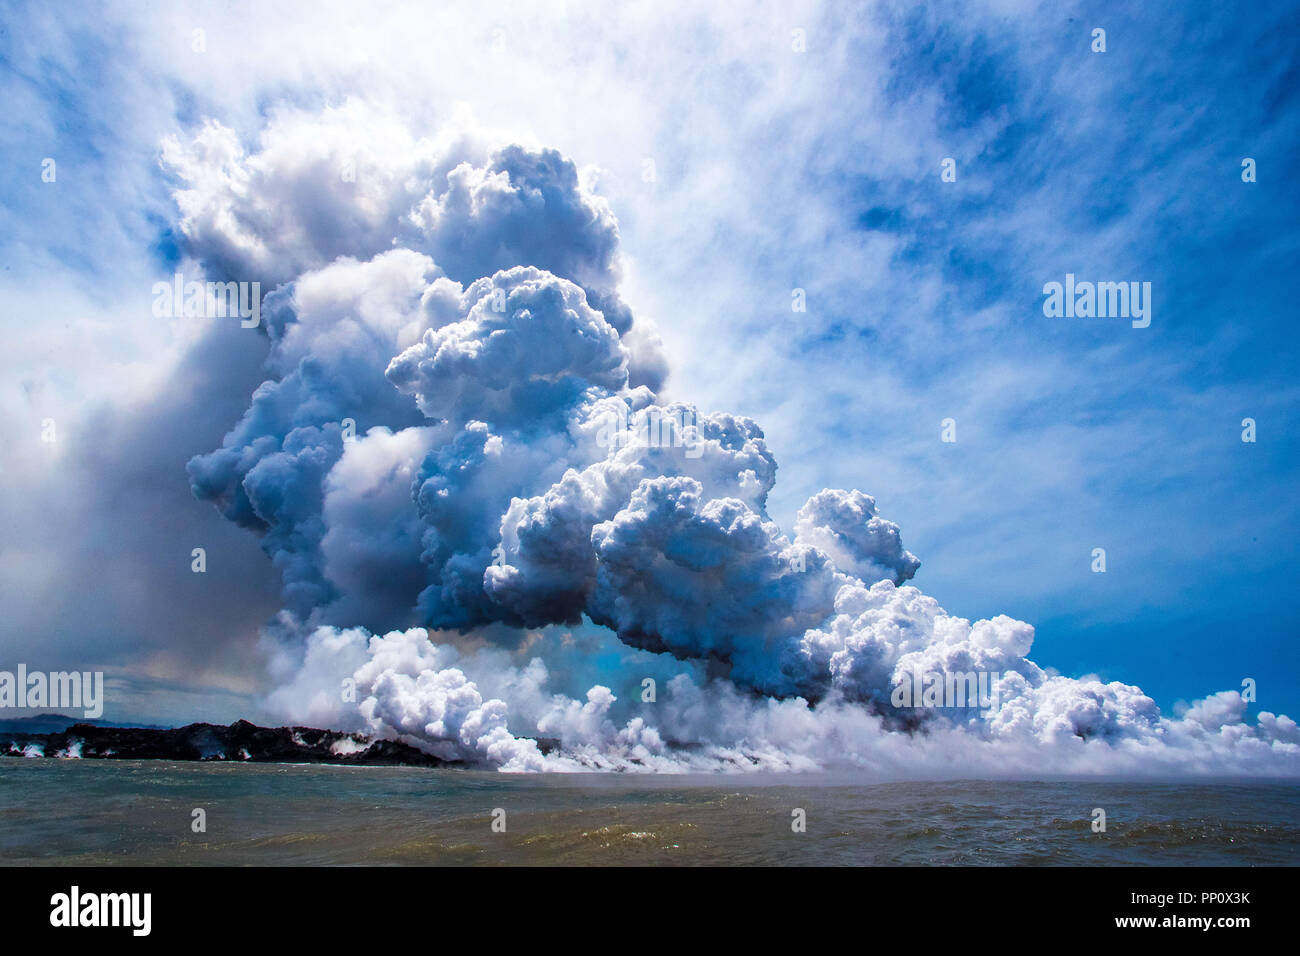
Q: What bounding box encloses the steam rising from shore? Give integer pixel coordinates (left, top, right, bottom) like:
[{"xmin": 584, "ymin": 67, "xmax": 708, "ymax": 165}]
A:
[{"xmin": 176, "ymin": 104, "xmax": 1299, "ymax": 774}]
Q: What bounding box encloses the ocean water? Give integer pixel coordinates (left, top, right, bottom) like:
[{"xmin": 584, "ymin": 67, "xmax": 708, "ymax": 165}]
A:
[{"xmin": 1, "ymin": 760, "xmax": 1296, "ymax": 865}]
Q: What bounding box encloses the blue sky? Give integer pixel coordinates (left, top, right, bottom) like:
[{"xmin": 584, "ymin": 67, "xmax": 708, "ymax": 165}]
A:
[{"xmin": 0, "ymin": 0, "xmax": 1296, "ymax": 728}]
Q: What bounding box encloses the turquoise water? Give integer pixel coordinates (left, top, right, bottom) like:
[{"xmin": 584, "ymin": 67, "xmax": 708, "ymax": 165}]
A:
[{"xmin": 1, "ymin": 760, "xmax": 1297, "ymax": 865}]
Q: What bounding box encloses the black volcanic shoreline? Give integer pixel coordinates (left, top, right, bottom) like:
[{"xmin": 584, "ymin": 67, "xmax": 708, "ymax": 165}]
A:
[{"xmin": 1, "ymin": 719, "xmax": 451, "ymax": 767}]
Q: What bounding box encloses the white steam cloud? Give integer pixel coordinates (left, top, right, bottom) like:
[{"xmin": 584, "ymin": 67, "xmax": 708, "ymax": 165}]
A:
[{"xmin": 176, "ymin": 104, "xmax": 1299, "ymax": 775}]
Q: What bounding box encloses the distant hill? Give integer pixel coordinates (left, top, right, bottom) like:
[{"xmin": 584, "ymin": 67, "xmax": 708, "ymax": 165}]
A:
[{"xmin": 0, "ymin": 714, "xmax": 169, "ymax": 734}]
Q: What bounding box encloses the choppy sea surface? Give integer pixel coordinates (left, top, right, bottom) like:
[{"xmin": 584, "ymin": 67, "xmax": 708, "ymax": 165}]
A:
[{"xmin": 1, "ymin": 760, "xmax": 1296, "ymax": 865}]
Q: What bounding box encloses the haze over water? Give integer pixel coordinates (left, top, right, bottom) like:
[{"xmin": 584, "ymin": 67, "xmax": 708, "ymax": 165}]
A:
[{"xmin": 2, "ymin": 761, "xmax": 1296, "ymax": 866}]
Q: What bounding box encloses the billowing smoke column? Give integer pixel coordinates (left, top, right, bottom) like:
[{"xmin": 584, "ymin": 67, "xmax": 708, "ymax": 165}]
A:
[{"xmin": 172, "ymin": 104, "xmax": 1299, "ymax": 774}]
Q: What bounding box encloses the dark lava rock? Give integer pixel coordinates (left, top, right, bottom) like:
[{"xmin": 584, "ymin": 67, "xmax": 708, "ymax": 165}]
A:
[{"xmin": 1, "ymin": 720, "xmax": 450, "ymax": 767}]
